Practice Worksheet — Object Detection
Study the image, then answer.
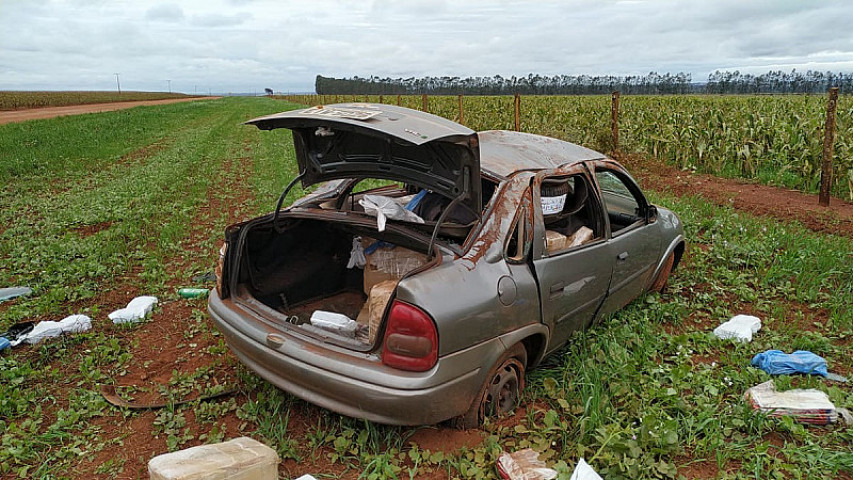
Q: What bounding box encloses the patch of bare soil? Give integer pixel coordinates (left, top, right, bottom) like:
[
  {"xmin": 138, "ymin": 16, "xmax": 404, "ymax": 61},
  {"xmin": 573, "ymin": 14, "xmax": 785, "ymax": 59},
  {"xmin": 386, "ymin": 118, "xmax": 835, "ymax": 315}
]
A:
[
  {"xmin": 0, "ymin": 97, "xmax": 221, "ymax": 125},
  {"xmin": 70, "ymin": 221, "xmax": 113, "ymax": 237},
  {"xmin": 618, "ymin": 154, "xmax": 853, "ymax": 239},
  {"xmin": 68, "ymin": 149, "xmax": 258, "ymax": 478},
  {"xmin": 407, "ymin": 427, "xmax": 485, "ymax": 452}
]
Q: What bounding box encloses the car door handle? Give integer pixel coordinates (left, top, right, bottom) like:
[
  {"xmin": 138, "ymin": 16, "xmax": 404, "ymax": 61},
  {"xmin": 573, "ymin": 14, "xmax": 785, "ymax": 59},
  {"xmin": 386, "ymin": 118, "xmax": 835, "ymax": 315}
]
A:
[
  {"xmin": 549, "ymin": 282, "xmax": 566, "ymax": 298},
  {"xmin": 617, "ymin": 252, "xmax": 629, "ymax": 261}
]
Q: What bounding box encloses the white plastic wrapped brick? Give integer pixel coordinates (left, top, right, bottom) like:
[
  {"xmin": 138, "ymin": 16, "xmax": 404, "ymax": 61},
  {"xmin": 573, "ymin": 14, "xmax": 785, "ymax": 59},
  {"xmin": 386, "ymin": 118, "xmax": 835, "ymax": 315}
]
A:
[
  {"xmin": 148, "ymin": 437, "xmax": 279, "ymax": 480},
  {"xmin": 109, "ymin": 296, "xmax": 158, "ymax": 324},
  {"xmin": 11, "ymin": 314, "xmax": 92, "ymax": 346},
  {"xmin": 310, "ymin": 310, "xmax": 358, "ymax": 337},
  {"xmin": 713, "ymin": 314, "xmax": 761, "ymax": 342}
]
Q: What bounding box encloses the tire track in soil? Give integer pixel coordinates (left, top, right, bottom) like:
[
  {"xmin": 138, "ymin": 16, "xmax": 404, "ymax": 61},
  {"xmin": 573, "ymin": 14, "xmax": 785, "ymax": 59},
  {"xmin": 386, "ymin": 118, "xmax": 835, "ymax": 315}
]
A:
[
  {"xmin": 74, "ymin": 139, "xmax": 262, "ymax": 479},
  {"xmin": 0, "ymin": 97, "xmax": 220, "ymax": 125}
]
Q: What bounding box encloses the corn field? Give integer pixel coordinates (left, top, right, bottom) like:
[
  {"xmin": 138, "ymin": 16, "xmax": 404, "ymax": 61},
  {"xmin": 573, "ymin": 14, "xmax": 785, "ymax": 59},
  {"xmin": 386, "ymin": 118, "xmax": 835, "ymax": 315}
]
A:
[
  {"xmin": 282, "ymin": 94, "xmax": 853, "ymax": 199},
  {"xmin": 0, "ymin": 91, "xmax": 193, "ymax": 111}
]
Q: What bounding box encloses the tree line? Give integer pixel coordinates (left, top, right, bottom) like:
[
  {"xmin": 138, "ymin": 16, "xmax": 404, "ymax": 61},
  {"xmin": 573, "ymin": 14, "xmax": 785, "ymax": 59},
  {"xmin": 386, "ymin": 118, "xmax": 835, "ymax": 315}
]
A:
[{"xmin": 315, "ymin": 70, "xmax": 852, "ymax": 95}]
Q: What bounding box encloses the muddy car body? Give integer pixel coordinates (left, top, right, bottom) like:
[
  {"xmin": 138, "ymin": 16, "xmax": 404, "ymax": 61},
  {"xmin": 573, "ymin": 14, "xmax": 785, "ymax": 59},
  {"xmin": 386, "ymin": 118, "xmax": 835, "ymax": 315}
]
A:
[{"xmin": 209, "ymin": 103, "xmax": 684, "ymax": 427}]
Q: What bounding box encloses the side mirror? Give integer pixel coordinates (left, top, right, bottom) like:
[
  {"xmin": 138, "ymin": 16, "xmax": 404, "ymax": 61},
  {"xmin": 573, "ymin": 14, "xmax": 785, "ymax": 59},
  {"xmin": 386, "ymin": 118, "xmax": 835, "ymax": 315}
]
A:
[{"xmin": 647, "ymin": 205, "xmax": 659, "ymax": 223}]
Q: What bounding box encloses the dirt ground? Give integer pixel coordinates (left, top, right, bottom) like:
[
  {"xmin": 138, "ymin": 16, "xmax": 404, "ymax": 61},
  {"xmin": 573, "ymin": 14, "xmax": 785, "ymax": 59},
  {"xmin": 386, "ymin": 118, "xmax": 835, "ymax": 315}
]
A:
[
  {"xmin": 0, "ymin": 97, "xmax": 221, "ymax": 125},
  {"xmin": 618, "ymin": 153, "xmax": 853, "ymax": 239}
]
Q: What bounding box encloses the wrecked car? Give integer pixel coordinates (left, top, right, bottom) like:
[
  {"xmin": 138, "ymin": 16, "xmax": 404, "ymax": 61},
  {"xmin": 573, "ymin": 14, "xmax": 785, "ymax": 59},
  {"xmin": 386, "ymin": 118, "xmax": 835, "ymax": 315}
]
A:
[{"xmin": 209, "ymin": 103, "xmax": 684, "ymax": 427}]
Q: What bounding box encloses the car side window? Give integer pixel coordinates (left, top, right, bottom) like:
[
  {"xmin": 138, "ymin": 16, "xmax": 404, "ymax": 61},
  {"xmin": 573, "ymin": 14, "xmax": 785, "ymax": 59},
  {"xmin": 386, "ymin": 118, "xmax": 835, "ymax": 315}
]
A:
[
  {"xmin": 539, "ymin": 175, "xmax": 600, "ymax": 255},
  {"xmin": 505, "ymin": 190, "xmax": 533, "ymax": 263},
  {"xmin": 505, "ymin": 209, "xmax": 527, "ymax": 262},
  {"xmin": 594, "ymin": 169, "xmax": 645, "ymax": 235}
]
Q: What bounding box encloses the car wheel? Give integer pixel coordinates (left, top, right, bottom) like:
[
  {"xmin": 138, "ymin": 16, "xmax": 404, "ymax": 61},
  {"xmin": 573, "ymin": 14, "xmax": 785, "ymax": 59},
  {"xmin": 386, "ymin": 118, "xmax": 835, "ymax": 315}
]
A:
[
  {"xmin": 456, "ymin": 343, "xmax": 527, "ymax": 429},
  {"xmin": 650, "ymin": 251, "xmax": 675, "ymax": 293}
]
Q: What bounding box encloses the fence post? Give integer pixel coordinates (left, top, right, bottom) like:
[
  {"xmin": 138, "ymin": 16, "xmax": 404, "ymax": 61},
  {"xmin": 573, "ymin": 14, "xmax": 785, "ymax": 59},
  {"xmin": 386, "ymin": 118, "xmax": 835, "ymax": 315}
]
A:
[
  {"xmin": 611, "ymin": 91, "xmax": 620, "ymax": 153},
  {"xmin": 379, "ymin": 94, "xmax": 383, "ymax": 104},
  {"xmin": 397, "ymin": 94, "xmax": 401, "ymax": 106},
  {"xmin": 422, "ymin": 94, "xmax": 428, "ymax": 112},
  {"xmin": 514, "ymin": 93, "xmax": 521, "ymax": 131},
  {"xmin": 819, "ymin": 87, "xmax": 839, "ymax": 206},
  {"xmin": 458, "ymin": 94, "xmax": 464, "ymax": 125}
]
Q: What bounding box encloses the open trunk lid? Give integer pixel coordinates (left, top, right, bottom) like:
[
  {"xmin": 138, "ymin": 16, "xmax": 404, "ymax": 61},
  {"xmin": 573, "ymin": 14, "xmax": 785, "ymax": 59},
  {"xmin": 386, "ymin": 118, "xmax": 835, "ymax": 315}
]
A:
[{"xmin": 245, "ymin": 103, "xmax": 482, "ymax": 216}]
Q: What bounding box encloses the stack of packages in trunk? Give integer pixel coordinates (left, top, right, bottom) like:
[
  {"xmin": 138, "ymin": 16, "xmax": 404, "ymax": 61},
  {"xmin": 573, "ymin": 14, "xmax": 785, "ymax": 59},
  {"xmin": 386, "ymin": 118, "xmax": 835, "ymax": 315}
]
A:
[{"xmin": 359, "ymin": 238, "xmax": 427, "ymax": 343}]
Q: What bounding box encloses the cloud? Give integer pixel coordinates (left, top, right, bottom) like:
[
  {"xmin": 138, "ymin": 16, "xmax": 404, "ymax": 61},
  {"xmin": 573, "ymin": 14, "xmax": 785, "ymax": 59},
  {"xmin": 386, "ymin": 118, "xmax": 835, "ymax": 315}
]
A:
[
  {"xmin": 191, "ymin": 12, "xmax": 252, "ymax": 28},
  {"xmin": 0, "ymin": 0, "xmax": 851, "ymax": 93},
  {"xmin": 145, "ymin": 4, "xmax": 185, "ymax": 23}
]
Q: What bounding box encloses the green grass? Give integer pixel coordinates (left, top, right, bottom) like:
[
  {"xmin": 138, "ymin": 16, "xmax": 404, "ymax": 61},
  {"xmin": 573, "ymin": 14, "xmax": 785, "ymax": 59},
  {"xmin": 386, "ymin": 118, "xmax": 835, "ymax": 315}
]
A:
[{"xmin": 0, "ymin": 97, "xmax": 851, "ymax": 479}]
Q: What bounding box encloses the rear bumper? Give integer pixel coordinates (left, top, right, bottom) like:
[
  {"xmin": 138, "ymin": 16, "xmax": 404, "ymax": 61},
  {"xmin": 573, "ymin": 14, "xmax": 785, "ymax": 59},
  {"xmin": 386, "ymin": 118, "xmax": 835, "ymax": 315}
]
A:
[{"xmin": 208, "ymin": 290, "xmax": 491, "ymax": 425}]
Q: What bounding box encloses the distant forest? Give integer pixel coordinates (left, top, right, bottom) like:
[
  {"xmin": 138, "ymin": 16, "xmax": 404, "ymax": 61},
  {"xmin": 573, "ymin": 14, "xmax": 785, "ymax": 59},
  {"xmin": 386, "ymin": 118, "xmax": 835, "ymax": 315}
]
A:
[{"xmin": 315, "ymin": 70, "xmax": 852, "ymax": 95}]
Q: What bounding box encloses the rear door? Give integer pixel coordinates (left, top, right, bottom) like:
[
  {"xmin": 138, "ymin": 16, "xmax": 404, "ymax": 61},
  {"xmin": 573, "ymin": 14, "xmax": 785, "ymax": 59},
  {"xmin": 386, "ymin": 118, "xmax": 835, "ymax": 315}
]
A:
[{"xmin": 531, "ymin": 171, "xmax": 610, "ymax": 351}]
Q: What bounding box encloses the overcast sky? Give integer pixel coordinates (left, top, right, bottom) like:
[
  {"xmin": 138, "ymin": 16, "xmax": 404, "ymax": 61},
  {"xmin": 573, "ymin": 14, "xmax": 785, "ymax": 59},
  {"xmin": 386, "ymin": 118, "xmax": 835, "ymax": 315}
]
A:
[{"xmin": 1, "ymin": 0, "xmax": 852, "ymax": 94}]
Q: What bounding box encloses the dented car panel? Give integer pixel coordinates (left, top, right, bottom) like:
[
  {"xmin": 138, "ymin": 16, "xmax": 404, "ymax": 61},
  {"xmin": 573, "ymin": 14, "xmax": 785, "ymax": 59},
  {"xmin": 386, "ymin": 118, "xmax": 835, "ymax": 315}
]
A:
[{"xmin": 210, "ymin": 104, "xmax": 684, "ymax": 426}]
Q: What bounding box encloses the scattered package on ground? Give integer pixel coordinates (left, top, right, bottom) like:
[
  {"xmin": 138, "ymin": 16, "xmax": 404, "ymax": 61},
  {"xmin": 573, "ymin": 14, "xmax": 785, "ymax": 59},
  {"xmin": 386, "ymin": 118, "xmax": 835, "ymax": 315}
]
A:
[
  {"xmin": 0, "ymin": 286, "xmax": 33, "ymax": 303},
  {"xmin": 496, "ymin": 448, "xmax": 557, "ymax": 480},
  {"xmin": 744, "ymin": 380, "xmax": 837, "ymax": 425},
  {"xmin": 0, "ymin": 337, "xmax": 9, "ymax": 351},
  {"xmin": 751, "ymin": 350, "xmax": 828, "ymax": 377},
  {"xmin": 825, "ymin": 372, "xmax": 850, "ymax": 383},
  {"xmin": 109, "ymin": 296, "xmax": 158, "ymax": 324},
  {"xmin": 0, "ymin": 321, "xmax": 34, "ymax": 343},
  {"xmin": 713, "ymin": 314, "xmax": 761, "ymax": 342},
  {"xmin": 569, "ymin": 459, "xmax": 603, "ymax": 480},
  {"xmin": 11, "ymin": 314, "xmax": 92, "ymax": 346},
  {"xmin": 309, "ymin": 310, "xmax": 358, "ymax": 337},
  {"xmin": 358, "ymin": 194, "xmax": 424, "ymax": 231},
  {"xmin": 148, "ymin": 436, "xmax": 279, "ymax": 480}
]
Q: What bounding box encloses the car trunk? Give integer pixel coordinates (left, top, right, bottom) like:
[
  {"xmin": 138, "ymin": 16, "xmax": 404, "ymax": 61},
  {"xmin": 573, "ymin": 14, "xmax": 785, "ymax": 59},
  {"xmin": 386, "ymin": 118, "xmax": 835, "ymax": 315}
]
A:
[
  {"xmin": 227, "ymin": 104, "xmax": 484, "ymax": 352},
  {"xmin": 228, "ymin": 212, "xmax": 442, "ymax": 351}
]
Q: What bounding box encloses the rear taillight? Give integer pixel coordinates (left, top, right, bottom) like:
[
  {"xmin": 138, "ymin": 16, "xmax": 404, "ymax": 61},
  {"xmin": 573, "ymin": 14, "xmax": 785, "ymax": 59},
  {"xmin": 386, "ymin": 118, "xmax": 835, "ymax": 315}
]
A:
[
  {"xmin": 215, "ymin": 243, "xmax": 227, "ymax": 296},
  {"xmin": 381, "ymin": 300, "xmax": 438, "ymax": 372}
]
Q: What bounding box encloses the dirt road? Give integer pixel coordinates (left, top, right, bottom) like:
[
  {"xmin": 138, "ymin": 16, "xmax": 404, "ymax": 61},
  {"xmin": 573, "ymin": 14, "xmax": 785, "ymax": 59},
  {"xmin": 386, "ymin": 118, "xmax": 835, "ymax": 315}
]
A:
[{"xmin": 0, "ymin": 96, "xmax": 222, "ymax": 125}]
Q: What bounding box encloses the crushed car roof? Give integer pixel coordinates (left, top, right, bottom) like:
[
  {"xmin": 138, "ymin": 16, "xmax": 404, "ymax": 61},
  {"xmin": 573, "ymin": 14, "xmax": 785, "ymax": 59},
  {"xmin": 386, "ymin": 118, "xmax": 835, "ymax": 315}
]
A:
[
  {"xmin": 478, "ymin": 130, "xmax": 607, "ymax": 178},
  {"xmin": 245, "ymin": 103, "xmax": 475, "ymax": 146}
]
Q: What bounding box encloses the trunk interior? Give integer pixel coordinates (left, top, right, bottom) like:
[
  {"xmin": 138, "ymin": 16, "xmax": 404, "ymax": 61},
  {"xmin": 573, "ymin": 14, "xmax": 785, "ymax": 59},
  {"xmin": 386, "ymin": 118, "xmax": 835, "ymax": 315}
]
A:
[{"xmin": 233, "ymin": 216, "xmax": 436, "ymax": 349}]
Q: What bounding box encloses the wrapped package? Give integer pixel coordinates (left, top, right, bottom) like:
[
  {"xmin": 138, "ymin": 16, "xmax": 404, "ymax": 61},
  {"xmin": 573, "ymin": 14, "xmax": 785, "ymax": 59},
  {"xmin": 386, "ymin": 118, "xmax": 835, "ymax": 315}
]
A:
[
  {"xmin": 745, "ymin": 380, "xmax": 837, "ymax": 425},
  {"xmin": 310, "ymin": 310, "xmax": 358, "ymax": 337},
  {"xmin": 368, "ymin": 280, "xmax": 397, "ymax": 343},
  {"xmin": 713, "ymin": 314, "xmax": 761, "ymax": 342}
]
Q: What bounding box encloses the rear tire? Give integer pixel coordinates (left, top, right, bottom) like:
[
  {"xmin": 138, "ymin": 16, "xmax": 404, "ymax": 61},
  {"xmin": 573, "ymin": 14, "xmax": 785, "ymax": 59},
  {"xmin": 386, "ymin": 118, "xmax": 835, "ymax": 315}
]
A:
[
  {"xmin": 455, "ymin": 343, "xmax": 527, "ymax": 429},
  {"xmin": 650, "ymin": 251, "xmax": 675, "ymax": 293}
]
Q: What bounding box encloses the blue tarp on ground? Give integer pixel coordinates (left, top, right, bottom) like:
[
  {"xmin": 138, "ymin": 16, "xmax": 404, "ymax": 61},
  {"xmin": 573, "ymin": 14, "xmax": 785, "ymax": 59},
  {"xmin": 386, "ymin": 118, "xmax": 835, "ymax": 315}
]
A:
[{"xmin": 751, "ymin": 350, "xmax": 828, "ymax": 377}]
